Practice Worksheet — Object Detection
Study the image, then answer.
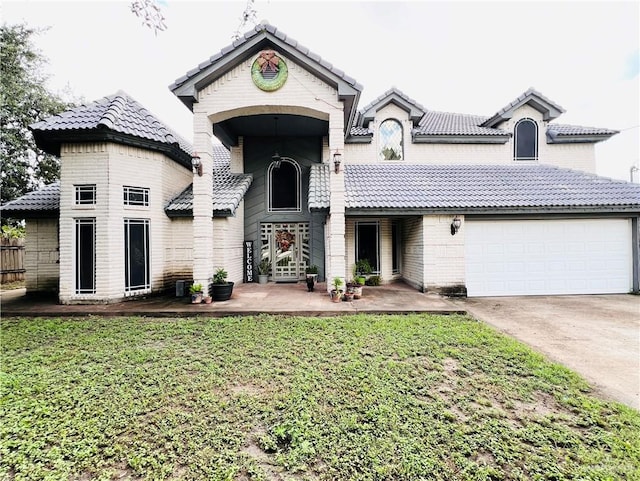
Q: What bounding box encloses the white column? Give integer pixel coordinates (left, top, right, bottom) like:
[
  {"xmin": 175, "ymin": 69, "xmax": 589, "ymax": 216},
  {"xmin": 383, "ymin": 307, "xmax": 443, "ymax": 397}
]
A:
[
  {"xmin": 192, "ymin": 111, "xmax": 214, "ymax": 288},
  {"xmin": 327, "ymin": 110, "xmax": 346, "ymax": 290}
]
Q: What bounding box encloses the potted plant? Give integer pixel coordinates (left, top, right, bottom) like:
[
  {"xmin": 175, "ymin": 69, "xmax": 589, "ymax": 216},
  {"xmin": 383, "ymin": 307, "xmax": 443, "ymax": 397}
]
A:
[
  {"xmin": 210, "ymin": 268, "xmax": 234, "ymax": 302},
  {"xmin": 350, "ymin": 279, "xmax": 363, "ymax": 299},
  {"xmin": 355, "ymin": 259, "xmax": 372, "ymax": 285},
  {"xmin": 344, "ymin": 282, "xmax": 355, "ymax": 302},
  {"xmin": 330, "ymin": 276, "xmax": 344, "ymax": 303},
  {"xmin": 305, "ymin": 264, "xmax": 319, "ymax": 291},
  {"xmin": 258, "ymin": 257, "xmax": 270, "ymax": 284},
  {"xmin": 189, "ymin": 282, "xmax": 203, "ymax": 304}
]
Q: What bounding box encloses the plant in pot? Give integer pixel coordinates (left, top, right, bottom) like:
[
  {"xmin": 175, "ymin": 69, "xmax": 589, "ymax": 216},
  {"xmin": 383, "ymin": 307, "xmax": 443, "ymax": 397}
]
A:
[
  {"xmin": 189, "ymin": 282, "xmax": 203, "ymax": 304},
  {"xmin": 258, "ymin": 257, "xmax": 270, "ymax": 284},
  {"xmin": 305, "ymin": 264, "xmax": 319, "ymax": 292},
  {"xmin": 210, "ymin": 268, "xmax": 234, "ymax": 302},
  {"xmin": 349, "ymin": 279, "xmax": 363, "ymax": 299},
  {"xmin": 355, "ymin": 259, "xmax": 372, "ymax": 285},
  {"xmin": 330, "ymin": 276, "xmax": 344, "ymax": 303},
  {"xmin": 344, "ymin": 282, "xmax": 355, "ymax": 302}
]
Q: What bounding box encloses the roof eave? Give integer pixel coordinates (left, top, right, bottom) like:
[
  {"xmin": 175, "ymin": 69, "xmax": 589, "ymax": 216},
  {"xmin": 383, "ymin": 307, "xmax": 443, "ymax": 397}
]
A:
[
  {"xmin": 345, "ymin": 205, "xmax": 640, "ymax": 216},
  {"xmin": 346, "ymin": 135, "xmax": 373, "ymax": 144},
  {"xmin": 547, "ymin": 133, "xmax": 618, "ymax": 144},
  {"xmin": 0, "ymin": 209, "xmax": 59, "ymax": 219},
  {"xmin": 31, "ymin": 129, "xmax": 193, "ymax": 169}
]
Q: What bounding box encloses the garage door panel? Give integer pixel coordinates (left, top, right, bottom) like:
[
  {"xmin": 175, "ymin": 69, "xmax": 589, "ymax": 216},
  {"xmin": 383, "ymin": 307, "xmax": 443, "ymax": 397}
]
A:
[{"xmin": 466, "ymin": 219, "xmax": 632, "ymax": 296}]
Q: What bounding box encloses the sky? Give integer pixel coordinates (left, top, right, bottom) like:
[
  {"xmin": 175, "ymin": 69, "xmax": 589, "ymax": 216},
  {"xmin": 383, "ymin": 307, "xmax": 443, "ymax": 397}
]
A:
[{"xmin": 3, "ymin": 0, "xmax": 639, "ymax": 181}]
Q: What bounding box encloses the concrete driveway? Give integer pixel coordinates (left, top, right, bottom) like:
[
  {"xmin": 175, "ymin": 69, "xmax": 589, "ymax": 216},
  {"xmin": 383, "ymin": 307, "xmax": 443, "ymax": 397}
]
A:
[{"xmin": 452, "ymin": 295, "xmax": 640, "ymax": 410}]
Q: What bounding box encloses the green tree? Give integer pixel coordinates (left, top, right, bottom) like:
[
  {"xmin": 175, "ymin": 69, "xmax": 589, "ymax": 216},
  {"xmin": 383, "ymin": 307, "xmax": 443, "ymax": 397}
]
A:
[{"xmin": 0, "ymin": 23, "xmax": 71, "ymax": 207}]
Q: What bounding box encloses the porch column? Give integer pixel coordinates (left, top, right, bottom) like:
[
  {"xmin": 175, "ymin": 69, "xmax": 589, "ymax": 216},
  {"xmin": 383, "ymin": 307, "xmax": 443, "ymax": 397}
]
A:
[
  {"xmin": 192, "ymin": 111, "xmax": 214, "ymax": 288},
  {"xmin": 327, "ymin": 110, "xmax": 346, "ymax": 289}
]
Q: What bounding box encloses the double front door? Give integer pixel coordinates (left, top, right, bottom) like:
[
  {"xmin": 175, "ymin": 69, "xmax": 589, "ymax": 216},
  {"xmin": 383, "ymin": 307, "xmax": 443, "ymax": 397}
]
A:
[{"xmin": 260, "ymin": 222, "xmax": 310, "ymax": 281}]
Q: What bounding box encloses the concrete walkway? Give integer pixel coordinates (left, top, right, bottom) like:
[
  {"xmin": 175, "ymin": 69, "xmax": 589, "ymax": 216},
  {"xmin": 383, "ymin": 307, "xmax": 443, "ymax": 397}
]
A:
[{"xmin": 0, "ymin": 281, "xmax": 461, "ymax": 317}]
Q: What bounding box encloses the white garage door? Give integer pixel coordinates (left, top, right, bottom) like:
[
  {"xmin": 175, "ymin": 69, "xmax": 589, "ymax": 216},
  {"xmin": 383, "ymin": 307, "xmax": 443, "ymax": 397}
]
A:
[{"xmin": 465, "ymin": 219, "xmax": 632, "ymax": 297}]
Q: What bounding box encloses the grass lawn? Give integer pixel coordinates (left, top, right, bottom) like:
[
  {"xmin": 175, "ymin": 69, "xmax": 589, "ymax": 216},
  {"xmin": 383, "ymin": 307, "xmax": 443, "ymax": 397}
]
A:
[{"xmin": 1, "ymin": 314, "xmax": 639, "ymax": 480}]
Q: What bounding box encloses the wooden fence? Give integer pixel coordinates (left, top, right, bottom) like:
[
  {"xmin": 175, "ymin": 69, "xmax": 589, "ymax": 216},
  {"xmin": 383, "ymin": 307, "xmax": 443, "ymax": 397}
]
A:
[{"xmin": 1, "ymin": 237, "xmax": 25, "ymax": 284}]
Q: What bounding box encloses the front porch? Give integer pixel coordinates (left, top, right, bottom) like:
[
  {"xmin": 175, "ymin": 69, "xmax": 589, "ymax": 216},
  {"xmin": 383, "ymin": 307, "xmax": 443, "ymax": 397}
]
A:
[{"xmin": 0, "ymin": 281, "xmax": 462, "ymax": 318}]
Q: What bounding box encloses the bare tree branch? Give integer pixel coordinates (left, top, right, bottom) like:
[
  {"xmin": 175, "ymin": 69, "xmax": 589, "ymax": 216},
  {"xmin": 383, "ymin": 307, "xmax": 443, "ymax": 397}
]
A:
[{"xmin": 130, "ymin": 0, "xmax": 167, "ymax": 35}]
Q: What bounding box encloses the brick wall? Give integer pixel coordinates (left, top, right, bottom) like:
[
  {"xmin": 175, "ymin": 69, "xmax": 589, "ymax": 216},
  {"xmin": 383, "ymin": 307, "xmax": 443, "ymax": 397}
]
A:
[
  {"xmin": 58, "ymin": 142, "xmax": 192, "ymax": 303},
  {"xmin": 24, "ymin": 218, "xmax": 59, "ymax": 292}
]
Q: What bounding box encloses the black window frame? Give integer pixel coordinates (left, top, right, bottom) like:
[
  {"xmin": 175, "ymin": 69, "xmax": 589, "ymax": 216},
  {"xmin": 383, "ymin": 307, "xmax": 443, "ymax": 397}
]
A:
[
  {"xmin": 514, "ymin": 118, "xmax": 538, "ymax": 161},
  {"xmin": 123, "ymin": 186, "xmax": 150, "ymax": 207},
  {"xmin": 74, "ymin": 184, "xmax": 96, "ymax": 205}
]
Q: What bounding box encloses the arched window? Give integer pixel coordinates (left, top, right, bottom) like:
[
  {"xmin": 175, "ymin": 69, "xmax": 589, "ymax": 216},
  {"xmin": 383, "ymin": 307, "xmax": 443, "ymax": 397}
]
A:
[
  {"xmin": 268, "ymin": 158, "xmax": 301, "ymax": 212},
  {"xmin": 514, "ymin": 118, "xmax": 538, "ymax": 161},
  {"xmin": 379, "ymin": 119, "xmax": 403, "ymax": 161}
]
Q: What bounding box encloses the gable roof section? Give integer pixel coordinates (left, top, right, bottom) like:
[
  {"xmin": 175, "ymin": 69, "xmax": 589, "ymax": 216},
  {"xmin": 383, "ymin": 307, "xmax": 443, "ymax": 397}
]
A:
[
  {"xmin": 165, "ymin": 146, "xmax": 253, "ymax": 217},
  {"xmin": 30, "ymin": 91, "xmax": 193, "ymax": 168},
  {"xmin": 0, "ymin": 181, "xmax": 60, "ymax": 219},
  {"xmin": 350, "ymin": 87, "xmax": 615, "ymax": 144},
  {"xmin": 169, "ymin": 22, "xmax": 362, "ymax": 139},
  {"xmin": 359, "ymin": 87, "xmax": 427, "ymax": 128},
  {"xmin": 481, "ymin": 88, "xmax": 565, "ymax": 128},
  {"xmin": 306, "ymin": 164, "xmax": 640, "ymax": 214}
]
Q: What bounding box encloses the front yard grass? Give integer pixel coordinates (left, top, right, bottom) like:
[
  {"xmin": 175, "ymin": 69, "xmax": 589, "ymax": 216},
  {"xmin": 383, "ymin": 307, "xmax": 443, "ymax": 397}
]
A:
[{"xmin": 1, "ymin": 314, "xmax": 639, "ymax": 480}]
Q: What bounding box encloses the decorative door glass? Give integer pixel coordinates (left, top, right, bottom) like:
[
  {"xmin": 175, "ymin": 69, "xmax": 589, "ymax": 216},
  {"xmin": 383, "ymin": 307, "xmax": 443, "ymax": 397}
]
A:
[{"xmin": 261, "ymin": 222, "xmax": 310, "ymax": 281}]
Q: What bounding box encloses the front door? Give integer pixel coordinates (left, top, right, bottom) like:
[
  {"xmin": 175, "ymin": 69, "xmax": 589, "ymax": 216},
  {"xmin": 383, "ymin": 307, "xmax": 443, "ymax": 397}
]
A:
[{"xmin": 261, "ymin": 222, "xmax": 310, "ymax": 281}]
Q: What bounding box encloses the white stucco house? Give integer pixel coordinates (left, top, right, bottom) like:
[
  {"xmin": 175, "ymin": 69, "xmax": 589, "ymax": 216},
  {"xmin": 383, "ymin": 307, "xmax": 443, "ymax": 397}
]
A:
[{"xmin": 2, "ymin": 22, "xmax": 639, "ymax": 303}]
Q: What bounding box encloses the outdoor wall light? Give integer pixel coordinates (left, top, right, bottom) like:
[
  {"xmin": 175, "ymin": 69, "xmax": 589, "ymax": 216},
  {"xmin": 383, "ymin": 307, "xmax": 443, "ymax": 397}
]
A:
[
  {"xmin": 271, "ymin": 152, "xmax": 282, "ymax": 169},
  {"xmin": 451, "ymin": 216, "xmax": 462, "ymax": 236},
  {"xmin": 191, "ymin": 151, "xmax": 203, "ymax": 176},
  {"xmin": 333, "ymin": 151, "xmax": 342, "ymax": 173}
]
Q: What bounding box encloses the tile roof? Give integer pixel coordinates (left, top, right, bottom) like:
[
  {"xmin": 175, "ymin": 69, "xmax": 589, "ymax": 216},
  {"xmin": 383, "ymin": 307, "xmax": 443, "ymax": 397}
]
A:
[
  {"xmin": 350, "ymin": 88, "xmax": 614, "ymax": 143},
  {"xmin": 0, "ymin": 182, "xmax": 60, "ymax": 217},
  {"xmin": 165, "ymin": 146, "xmax": 253, "ymax": 216},
  {"xmin": 308, "ymin": 164, "xmax": 331, "ymax": 209},
  {"xmin": 415, "ymin": 111, "xmax": 508, "ymax": 137},
  {"xmin": 325, "ymin": 164, "xmax": 639, "ymax": 212},
  {"xmin": 31, "ymin": 91, "xmax": 193, "ymax": 165},
  {"xmin": 547, "ymin": 124, "xmax": 619, "ymax": 136},
  {"xmin": 481, "ymin": 87, "xmax": 565, "ymax": 127}
]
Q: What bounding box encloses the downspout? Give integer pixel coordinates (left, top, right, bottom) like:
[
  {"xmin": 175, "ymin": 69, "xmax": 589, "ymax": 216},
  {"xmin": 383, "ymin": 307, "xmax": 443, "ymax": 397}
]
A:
[{"xmin": 633, "ymin": 216, "xmax": 639, "ymax": 294}]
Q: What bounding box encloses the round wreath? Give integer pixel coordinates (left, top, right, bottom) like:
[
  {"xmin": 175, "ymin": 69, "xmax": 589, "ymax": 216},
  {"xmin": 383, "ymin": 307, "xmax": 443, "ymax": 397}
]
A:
[
  {"xmin": 276, "ymin": 230, "xmax": 295, "ymax": 252},
  {"xmin": 251, "ymin": 50, "xmax": 288, "ymax": 92}
]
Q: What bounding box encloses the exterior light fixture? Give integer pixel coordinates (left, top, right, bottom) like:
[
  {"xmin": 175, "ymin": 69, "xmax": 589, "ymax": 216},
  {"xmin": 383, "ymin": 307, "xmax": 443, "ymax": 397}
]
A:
[
  {"xmin": 333, "ymin": 151, "xmax": 342, "ymax": 173},
  {"xmin": 191, "ymin": 151, "xmax": 202, "ymax": 176},
  {"xmin": 271, "ymin": 152, "xmax": 282, "ymax": 169},
  {"xmin": 450, "ymin": 216, "xmax": 462, "ymax": 236}
]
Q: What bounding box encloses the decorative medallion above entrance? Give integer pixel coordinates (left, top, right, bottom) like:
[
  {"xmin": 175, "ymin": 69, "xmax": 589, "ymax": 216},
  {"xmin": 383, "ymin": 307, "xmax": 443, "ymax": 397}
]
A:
[{"xmin": 251, "ymin": 50, "xmax": 288, "ymax": 91}]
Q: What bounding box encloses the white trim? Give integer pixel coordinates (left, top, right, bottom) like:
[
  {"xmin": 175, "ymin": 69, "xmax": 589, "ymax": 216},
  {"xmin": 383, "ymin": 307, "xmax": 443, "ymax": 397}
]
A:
[
  {"xmin": 267, "ymin": 158, "xmax": 302, "ymax": 213},
  {"xmin": 124, "ymin": 218, "xmax": 151, "ymax": 295},
  {"xmin": 74, "ymin": 217, "xmax": 96, "ymax": 295},
  {"xmin": 514, "ymin": 118, "xmax": 538, "ymax": 161}
]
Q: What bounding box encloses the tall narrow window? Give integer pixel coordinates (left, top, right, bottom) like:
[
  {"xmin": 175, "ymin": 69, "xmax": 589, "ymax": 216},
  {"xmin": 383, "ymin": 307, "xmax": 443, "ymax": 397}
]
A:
[
  {"xmin": 356, "ymin": 221, "xmax": 380, "ymax": 273},
  {"xmin": 75, "ymin": 218, "xmax": 96, "ymax": 294},
  {"xmin": 124, "ymin": 219, "xmax": 150, "ymax": 294},
  {"xmin": 379, "ymin": 119, "xmax": 403, "ymax": 161},
  {"xmin": 514, "ymin": 118, "xmax": 538, "ymax": 161},
  {"xmin": 269, "ymin": 159, "xmax": 301, "ymax": 212},
  {"xmin": 392, "ymin": 221, "xmax": 401, "ymax": 274}
]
